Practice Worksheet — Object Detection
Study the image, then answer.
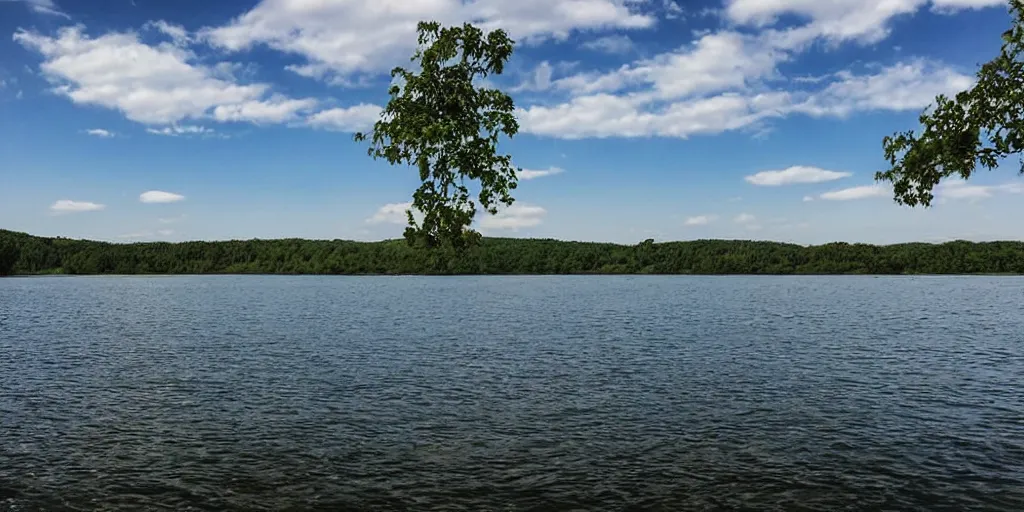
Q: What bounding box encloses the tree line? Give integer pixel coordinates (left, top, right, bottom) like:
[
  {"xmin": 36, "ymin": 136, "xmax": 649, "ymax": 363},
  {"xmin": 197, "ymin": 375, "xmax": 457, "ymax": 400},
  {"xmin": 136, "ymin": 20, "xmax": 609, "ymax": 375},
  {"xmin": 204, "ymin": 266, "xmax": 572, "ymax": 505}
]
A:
[{"xmin": 3, "ymin": 229, "xmax": 1024, "ymax": 276}]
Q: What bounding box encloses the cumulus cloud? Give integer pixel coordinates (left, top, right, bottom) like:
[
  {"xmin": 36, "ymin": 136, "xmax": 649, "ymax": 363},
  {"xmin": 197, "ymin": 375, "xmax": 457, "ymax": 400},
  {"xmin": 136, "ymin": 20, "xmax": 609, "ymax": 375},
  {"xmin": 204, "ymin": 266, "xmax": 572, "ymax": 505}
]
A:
[
  {"xmin": 366, "ymin": 202, "xmax": 414, "ymax": 225},
  {"xmin": 517, "ymin": 0, "xmax": 976, "ymax": 141},
  {"xmin": 478, "ymin": 203, "xmax": 547, "ymax": 231},
  {"xmin": 684, "ymin": 215, "xmax": 716, "ymax": 226},
  {"xmin": 662, "ymin": 0, "xmax": 685, "ymax": 19},
  {"xmin": 551, "ymin": 31, "xmax": 782, "ymax": 98},
  {"xmin": 212, "ymin": 96, "xmax": 319, "ymax": 124},
  {"xmin": 581, "ymin": 35, "xmax": 635, "ymax": 54},
  {"xmin": 146, "ymin": 125, "xmax": 214, "ymax": 137},
  {"xmin": 520, "ymin": 54, "xmax": 972, "ymax": 139},
  {"xmin": 306, "ymin": 104, "xmax": 382, "ymax": 132},
  {"xmin": 145, "ymin": 20, "xmax": 191, "ymax": 46},
  {"xmin": 201, "ymin": 0, "xmax": 654, "ymax": 83},
  {"xmin": 931, "ymin": 0, "xmax": 1006, "ymax": 13},
  {"xmin": 85, "ymin": 128, "xmax": 115, "ymax": 138},
  {"xmin": 50, "ymin": 199, "xmax": 105, "ymax": 213},
  {"xmin": 140, "ymin": 190, "xmax": 185, "ymax": 203},
  {"xmin": 513, "ymin": 61, "xmax": 555, "ymax": 92},
  {"xmin": 818, "ymin": 184, "xmax": 890, "ymax": 201},
  {"xmin": 796, "ymin": 59, "xmax": 975, "ymax": 117},
  {"xmin": 745, "ymin": 166, "xmax": 852, "ymax": 186},
  {"xmin": 6, "ymin": 0, "xmax": 996, "ymax": 145},
  {"xmin": 734, "ymin": 213, "xmax": 757, "ymax": 224},
  {"xmin": 14, "ymin": 26, "xmax": 318, "ymax": 128},
  {"xmin": 724, "ymin": 0, "xmax": 1001, "ymax": 48},
  {"xmin": 519, "ymin": 91, "xmax": 793, "ymax": 139},
  {"xmin": 518, "ymin": 167, "xmax": 564, "ymax": 180},
  {"xmin": 935, "ymin": 179, "xmax": 1024, "ymax": 201}
]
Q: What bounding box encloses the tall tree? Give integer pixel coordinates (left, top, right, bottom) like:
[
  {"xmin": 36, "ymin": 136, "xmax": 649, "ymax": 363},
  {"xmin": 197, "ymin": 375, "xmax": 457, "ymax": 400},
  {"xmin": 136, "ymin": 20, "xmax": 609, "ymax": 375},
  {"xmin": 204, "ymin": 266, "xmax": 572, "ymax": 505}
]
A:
[
  {"xmin": 355, "ymin": 21, "xmax": 519, "ymax": 249},
  {"xmin": 878, "ymin": 0, "xmax": 1024, "ymax": 206}
]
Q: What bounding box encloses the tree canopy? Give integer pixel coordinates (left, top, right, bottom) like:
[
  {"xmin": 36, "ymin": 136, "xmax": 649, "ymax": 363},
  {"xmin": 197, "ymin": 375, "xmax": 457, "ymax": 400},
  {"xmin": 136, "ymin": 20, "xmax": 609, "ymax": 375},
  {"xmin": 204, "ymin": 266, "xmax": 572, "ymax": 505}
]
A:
[
  {"xmin": 355, "ymin": 21, "xmax": 519, "ymax": 249},
  {"xmin": 878, "ymin": 0, "xmax": 1024, "ymax": 206},
  {"xmin": 4, "ymin": 229, "xmax": 1024, "ymax": 276},
  {"xmin": 0, "ymin": 239, "xmax": 18, "ymax": 276}
]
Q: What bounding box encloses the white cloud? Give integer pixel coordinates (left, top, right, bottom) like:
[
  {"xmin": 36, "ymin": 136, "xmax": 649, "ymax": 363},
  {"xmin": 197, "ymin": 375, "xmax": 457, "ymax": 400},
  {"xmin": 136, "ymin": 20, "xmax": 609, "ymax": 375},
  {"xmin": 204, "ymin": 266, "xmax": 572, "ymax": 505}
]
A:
[
  {"xmin": 212, "ymin": 96, "xmax": 318, "ymax": 124},
  {"xmin": 552, "ymin": 31, "xmax": 782, "ymax": 98},
  {"xmin": 724, "ymin": 0, "xmax": 1002, "ymax": 49},
  {"xmin": 684, "ymin": 215, "xmax": 716, "ymax": 226},
  {"xmin": 931, "ymin": 0, "xmax": 1006, "ymax": 12},
  {"xmin": 803, "ymin": 195, "xmax": 815, "ymax": 202},
  {"xmin": 518, "ymin": 167, "xmax": 564, "ymax": 180},
  {"xmin": 745, "ymin": 165, "xmax": 852, "ymax": 186},
  {"xmin": 515, "ymin": 0, "xmax": 977, "ymax": 141},
  {"xmin": 581, "ymin": 35, "xmax": 635, "ymax": 54},
  {"xmin": 145, "ymin": 20, "xmax": 191, "ymax": 46},
  {"xmin": 140, "ymin": 190, "xmax": 185, "ymax": 203},
  {"xmin": 512, "ymin": 61, "xmax": 584, "ymax": 93},
  {"xmin": 662, "ymin": 0, "xmax": 685, "ymax": 19},
  {"xmin": 521, "ymin": 56, "xmax": 971, "ymax": 139},
  {"xmin": 725, "ymin": 0, "xmax": 920, "ymax": 46},
  {"xmin": 818, "ymin": 184, "xmax": 890, "ymax": 201},
  {"xmin": 366, "ymin": 202, "xmax": 414, "ymax": 225},
  {"xmin": 50, "ymin": 199, "xmax": 105, "ymax": 213},
  {"xmin": 519, "ymin": 90, "xmax": 792, "ymax": 139},
  {"xmin": 306, "ymin": 104, "xmax": 382, "ymax": 132},
  {"xmin": 201, "ymin": 0, "xmax": 654, "ymax": 83},
  {"xmin": 14, "ymin": 26, "xmax": 318, "ymax": 128},
  {"xmin": 478, "ymin": 203, "xmax": 546, "ymax": 231},
  {"xmin": 935, "ymin": 179, "xmax": 1024, "ymax": 201},
  {"xmin": 734, "ymin": 213, "xmax": 757, "ymax": 224},
  {"xmin": 85, "ymin": 128, "xmax": 115, "ymax": 138},
  {"xmin": 797, "ymin": 59, "xmax": 974, "ymax": 117},
  {"xmin": 146, "ymin": 125, "xmax": 214, "ymax": 137},
  {"xmin": 2, "ymin": 0, "xmax": 70, "ymax": 18},
  {"xmin": 513, "ymin": 61, "xmax": 555, "ymax": 92}
]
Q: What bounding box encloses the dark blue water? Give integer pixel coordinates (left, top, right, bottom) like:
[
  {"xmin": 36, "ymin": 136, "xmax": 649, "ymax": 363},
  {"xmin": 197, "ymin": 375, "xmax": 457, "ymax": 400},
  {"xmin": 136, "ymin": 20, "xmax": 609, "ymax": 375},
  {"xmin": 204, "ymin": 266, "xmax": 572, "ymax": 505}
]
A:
[{"xmin": 1, "ymin": 276, "xmax": 1022, "ymax": 511}]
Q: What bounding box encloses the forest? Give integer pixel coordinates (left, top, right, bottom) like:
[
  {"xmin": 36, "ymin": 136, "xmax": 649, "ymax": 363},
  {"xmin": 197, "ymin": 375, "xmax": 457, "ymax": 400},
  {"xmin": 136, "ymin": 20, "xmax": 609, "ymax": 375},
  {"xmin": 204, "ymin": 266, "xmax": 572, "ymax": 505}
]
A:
[{"xmin": 3, "ymin": 229, "xmax": 1024, "ymax": 276}]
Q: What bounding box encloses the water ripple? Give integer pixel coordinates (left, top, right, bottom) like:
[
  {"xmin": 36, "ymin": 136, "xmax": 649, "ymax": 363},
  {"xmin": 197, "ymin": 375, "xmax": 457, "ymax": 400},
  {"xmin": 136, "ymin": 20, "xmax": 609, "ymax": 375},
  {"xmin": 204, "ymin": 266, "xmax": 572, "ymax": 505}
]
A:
[{"xmin": 1, "ymin": 275, "xmax": 1022, "ymax": 511}]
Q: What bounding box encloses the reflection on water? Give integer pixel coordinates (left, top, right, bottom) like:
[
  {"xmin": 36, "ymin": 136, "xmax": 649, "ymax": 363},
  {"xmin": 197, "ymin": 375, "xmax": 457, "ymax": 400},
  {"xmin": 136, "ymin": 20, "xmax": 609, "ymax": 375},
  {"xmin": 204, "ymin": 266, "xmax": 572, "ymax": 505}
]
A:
[{"xmin": 1, "ymin": 276, "xmax": 1022, "ymax": 510}]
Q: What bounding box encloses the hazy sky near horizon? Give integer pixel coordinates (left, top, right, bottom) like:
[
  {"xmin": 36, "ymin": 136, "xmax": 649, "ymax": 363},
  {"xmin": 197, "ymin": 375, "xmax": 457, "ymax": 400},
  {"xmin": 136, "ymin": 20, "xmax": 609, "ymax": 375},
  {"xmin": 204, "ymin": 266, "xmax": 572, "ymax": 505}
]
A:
[{"xmin": 1, "ymin": 0, "xmax": 1021, "ymax": 245}]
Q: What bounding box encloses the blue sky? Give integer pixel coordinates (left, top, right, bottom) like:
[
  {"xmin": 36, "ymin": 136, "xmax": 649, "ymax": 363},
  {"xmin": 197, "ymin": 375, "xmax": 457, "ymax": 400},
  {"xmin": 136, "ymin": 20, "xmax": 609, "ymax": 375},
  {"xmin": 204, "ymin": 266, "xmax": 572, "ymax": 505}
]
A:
[{"xmin": 0, "ymin": 0, "xmax": 1020, "ymax": 245}]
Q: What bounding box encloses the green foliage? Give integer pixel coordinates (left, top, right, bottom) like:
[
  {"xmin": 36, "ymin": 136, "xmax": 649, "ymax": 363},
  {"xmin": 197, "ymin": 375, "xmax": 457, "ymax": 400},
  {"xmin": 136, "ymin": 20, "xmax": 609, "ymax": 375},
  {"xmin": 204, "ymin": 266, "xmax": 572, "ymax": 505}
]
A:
[
  {"xmin": 878, "ymin": 0, "xmax": 1024, "ymax": 206},
  {"xmin": 4, "ymin": 229, "xmax": 1024, "ymax": 275},
  {"xmin": 354, "ymin": 21, "xmax": 519, "ymax": 250}
]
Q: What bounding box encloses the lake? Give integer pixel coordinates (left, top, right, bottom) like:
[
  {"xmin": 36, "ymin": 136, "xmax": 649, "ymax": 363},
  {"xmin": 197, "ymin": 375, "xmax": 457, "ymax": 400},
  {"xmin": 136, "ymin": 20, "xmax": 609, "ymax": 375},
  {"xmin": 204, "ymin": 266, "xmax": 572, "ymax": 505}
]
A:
[{"xmin": 1, "ymin": 276, "xmax": 1022, "ymax": 511}]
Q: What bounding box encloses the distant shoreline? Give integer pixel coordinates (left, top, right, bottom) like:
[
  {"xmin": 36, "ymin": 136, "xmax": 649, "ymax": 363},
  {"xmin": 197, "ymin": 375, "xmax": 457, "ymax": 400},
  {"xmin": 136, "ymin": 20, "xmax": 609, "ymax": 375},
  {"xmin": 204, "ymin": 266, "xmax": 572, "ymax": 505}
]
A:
[
  {"xmin": 6, "ymin": 272, "xmax": 1024, "ymax": 278},
  {"xmin": 4, "ymin": 229, "xmax": 1024, "ymax": 276}
]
